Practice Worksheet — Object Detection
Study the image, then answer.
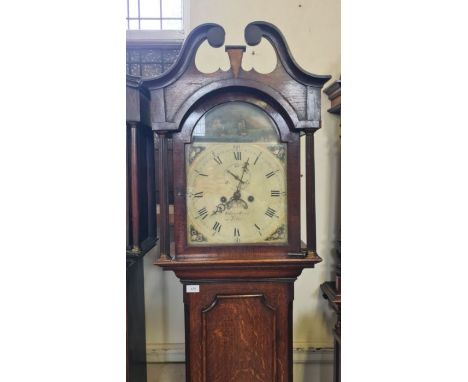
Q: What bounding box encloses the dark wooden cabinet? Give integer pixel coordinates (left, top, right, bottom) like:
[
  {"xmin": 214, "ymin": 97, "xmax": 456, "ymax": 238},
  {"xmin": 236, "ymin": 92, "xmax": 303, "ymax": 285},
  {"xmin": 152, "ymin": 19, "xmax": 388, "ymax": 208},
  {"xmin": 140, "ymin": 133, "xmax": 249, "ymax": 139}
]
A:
[
  {"xmin": 126, "ymin": 76, "xmax": 157, "ymax": 256},
  {"xmin": 126, "ymin": 76, "xmax": 158, "ymax": 382},
  {"xmin": 127, "ymin": 258, "xmax": 148, "ymax": 382},
  {"xmin": 131, "ymin": 22, "xmax": 330, "ymax": 381},
  {"xmin": 322, "ymin": 78, "xmax": 341, "ymax": 382}
]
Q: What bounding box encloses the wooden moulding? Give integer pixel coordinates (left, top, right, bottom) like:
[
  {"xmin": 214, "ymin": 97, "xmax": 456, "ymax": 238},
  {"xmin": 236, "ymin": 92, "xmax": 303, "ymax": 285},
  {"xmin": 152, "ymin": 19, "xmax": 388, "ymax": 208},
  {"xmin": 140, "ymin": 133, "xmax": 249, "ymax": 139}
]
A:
[{"xmin": 156, "ymin": 255, "xmax": 322, "ymax": 281}]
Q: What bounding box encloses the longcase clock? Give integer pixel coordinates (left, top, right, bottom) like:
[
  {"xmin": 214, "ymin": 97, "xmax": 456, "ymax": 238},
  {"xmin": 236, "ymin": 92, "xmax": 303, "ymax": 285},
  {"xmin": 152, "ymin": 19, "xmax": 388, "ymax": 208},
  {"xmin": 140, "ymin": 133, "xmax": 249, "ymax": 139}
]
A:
[{"xmin": 139, "ymin": 22, "xmax": 330, "ymax": 382}]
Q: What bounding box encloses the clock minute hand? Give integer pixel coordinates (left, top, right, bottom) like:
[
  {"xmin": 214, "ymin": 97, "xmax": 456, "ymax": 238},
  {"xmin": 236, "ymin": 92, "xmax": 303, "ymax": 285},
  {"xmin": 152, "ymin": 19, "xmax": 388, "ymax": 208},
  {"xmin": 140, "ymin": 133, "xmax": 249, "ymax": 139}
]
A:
[
  {"xmin": 226, "ymin": 158, "xmax": 250, "ymax": 208},
  {"xmin": 235, "ymin": 158, "xmax": 250, "ymax": 192}
]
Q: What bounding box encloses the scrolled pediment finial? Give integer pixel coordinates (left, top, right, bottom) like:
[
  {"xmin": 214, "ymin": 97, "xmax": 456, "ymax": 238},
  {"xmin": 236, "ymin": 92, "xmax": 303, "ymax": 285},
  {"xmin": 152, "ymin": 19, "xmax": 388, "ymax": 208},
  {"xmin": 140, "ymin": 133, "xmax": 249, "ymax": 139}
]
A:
[
  {"xmin": 244, "ymin": 23, "xmax": 263, "ymax": 46},
  {"xmin": 206, "ymin": 25, "xmax": 225, "ymax": 48},
  {"xmin": 142, "ymin": 23, "xmax": 225, "ymax": 89},
  {"xmin": 244, "ymin": 21, "xmax": 331, "ymax": 88}
]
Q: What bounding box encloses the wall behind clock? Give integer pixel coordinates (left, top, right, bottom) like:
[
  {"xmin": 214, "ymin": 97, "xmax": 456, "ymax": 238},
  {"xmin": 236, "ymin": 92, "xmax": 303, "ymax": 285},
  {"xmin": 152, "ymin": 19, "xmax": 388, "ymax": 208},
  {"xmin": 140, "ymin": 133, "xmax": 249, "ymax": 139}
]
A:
[{"xmin": 143, "ymin": 0, "xmax": 341, "ymax": 377}]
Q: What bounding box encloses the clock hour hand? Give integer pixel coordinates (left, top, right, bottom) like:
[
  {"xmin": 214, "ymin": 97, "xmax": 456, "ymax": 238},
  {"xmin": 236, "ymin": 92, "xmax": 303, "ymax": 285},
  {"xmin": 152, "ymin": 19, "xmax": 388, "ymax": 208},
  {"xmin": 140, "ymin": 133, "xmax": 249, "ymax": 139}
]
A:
[{"xmin": 226, "ymin": 170, "xmax": 246, "ymax": 184}]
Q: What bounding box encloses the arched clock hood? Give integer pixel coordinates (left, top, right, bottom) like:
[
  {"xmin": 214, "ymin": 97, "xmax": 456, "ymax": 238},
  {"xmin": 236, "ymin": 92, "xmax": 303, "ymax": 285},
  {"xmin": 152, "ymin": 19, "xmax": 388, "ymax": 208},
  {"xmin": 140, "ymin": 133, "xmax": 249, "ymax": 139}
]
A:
[{"xmin": 141, "ymin": 22, "xmax": 331, "ymax": 134}]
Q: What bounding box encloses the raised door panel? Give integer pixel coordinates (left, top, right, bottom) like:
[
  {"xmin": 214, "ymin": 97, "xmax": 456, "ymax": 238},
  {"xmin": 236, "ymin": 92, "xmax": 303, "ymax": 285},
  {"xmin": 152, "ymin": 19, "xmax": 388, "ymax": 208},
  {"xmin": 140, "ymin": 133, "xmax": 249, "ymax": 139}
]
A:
[{"xmin": 184, "ymin": 282, "xmax": 293, "ymax": 382}]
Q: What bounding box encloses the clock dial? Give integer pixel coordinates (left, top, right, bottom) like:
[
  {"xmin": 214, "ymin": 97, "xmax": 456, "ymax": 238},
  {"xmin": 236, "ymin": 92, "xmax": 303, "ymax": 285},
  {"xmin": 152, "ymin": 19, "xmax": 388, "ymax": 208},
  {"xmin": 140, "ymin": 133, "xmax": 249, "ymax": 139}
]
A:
[{"xmin": 186, "ymin": 143, "xmax": 287, "ymax": 245}]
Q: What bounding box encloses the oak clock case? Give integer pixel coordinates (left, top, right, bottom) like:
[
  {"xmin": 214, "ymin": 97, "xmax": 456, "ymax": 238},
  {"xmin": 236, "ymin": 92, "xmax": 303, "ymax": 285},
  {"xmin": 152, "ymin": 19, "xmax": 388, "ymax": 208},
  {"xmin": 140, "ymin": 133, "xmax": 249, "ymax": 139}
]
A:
[
  {"xmin": 140, "ymin": 21, "xmax": 331, "ymax": 382},
  {"xmin": 173, "ymin": 94, "xmax": 301, "ymax": 258}
]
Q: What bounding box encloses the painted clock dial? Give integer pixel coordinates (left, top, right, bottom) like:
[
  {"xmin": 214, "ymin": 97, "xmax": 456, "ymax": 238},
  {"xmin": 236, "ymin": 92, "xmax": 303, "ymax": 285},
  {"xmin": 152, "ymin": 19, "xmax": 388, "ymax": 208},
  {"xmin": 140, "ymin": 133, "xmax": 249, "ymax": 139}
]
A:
[{"xmin": 185, "ymin": 101, "xmax": 288, "ymax": 246}]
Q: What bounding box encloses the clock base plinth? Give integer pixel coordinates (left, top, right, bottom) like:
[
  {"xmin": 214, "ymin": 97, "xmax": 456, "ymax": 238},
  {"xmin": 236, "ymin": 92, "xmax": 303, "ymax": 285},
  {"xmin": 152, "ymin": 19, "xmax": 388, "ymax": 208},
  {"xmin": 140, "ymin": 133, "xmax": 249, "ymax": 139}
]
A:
[{"xmin": 156, "ymin": 257, "xmax": 320, "ymax": 382}]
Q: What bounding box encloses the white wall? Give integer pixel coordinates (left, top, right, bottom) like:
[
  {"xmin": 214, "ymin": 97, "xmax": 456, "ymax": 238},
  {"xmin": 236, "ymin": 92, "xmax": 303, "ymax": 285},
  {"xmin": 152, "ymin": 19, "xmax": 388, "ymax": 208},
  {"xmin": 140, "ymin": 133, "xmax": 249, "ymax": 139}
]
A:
[{"xmin": 144, "ymin": 0, "xmax": 341, "ymax": 375}]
